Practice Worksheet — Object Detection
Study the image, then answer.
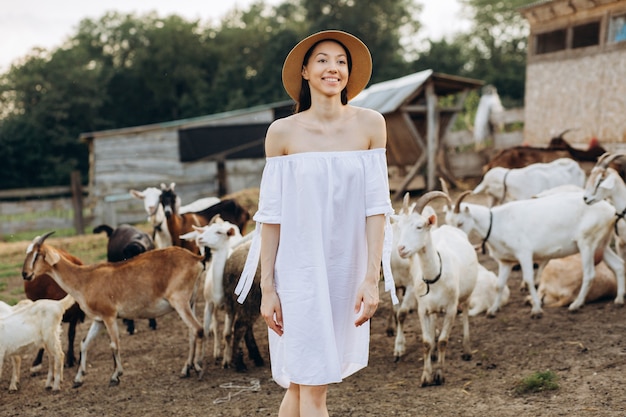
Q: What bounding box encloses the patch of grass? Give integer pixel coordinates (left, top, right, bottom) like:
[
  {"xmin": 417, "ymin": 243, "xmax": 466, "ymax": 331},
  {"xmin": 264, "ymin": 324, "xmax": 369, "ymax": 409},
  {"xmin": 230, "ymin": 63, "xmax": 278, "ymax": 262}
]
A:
[
  {"xmin": 514, "ymin": 370, "xmax": 559, "ymax": 395},
  {"xmin": 2, "ymin": 228, "xmax": 77, "ymax": 243}
]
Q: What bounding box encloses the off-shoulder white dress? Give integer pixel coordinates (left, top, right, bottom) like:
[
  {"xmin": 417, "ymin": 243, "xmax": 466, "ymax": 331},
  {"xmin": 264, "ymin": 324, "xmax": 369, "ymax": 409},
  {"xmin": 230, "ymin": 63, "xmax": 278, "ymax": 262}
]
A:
[{"xmin": 236, "ymin": 148, "xmax": 396, "ymax": 388}]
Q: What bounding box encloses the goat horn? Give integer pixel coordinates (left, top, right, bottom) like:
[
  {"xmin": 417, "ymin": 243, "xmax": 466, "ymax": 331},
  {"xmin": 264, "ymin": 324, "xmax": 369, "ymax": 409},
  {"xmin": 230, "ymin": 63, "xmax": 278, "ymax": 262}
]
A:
[
  {"xmin": 598, "ymin": 153, "xmax": 626, "ymax": 169},
  {"xmin": 36, "ymin": 231, "xmax": 55, "ymax": 246},
  {"xmin": 453, "ymin": 190, "xmax": 472, "ymax": 214},
  {"xmin": 438, "ymin": 177, "xmax": 452, "ymax": 211},
  {"xmin": 414, "ymin": 191, "xmax": 451, "ymax": 215},
  {"xmin": 555, "ymin": 128, "xmax": 574, "ymax": 139}
]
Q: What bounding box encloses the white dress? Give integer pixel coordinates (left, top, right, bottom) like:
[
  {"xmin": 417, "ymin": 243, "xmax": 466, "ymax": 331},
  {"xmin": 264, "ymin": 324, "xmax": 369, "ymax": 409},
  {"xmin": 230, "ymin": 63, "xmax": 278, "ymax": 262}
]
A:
[{"xmin": 236, "ymin": 148, "xmax": 396, "ymax": 388}]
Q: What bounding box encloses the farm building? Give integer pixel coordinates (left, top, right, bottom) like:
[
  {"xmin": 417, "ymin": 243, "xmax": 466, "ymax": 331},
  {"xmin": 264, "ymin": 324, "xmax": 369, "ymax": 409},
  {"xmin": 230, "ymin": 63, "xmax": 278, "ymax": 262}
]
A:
[
  {"xmin": 80, "ymin": 70, "xmax": 482, "ymax": 226},
  {"xmin": 520, "ymin": 0, "xmax": 626, "ymax": 145}
]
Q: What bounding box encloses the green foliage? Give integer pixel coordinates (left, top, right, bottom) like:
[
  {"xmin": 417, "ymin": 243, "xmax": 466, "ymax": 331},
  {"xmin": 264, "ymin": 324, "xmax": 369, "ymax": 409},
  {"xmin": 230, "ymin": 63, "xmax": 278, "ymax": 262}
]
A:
[
  {"xmin": 514, "ymin": 370, "xmax": 559, "ymax": 395},
  {"xmin": 0, "ymin": 0, "xmax": 534, "ymax": 190}
]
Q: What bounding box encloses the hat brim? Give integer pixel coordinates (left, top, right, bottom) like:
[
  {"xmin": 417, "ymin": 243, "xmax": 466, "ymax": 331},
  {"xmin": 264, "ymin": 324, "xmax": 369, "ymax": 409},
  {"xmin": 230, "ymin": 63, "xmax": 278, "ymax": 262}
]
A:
[{"xmin": 282, "ymin": 30, "xmax": 372, "ymax": 102}]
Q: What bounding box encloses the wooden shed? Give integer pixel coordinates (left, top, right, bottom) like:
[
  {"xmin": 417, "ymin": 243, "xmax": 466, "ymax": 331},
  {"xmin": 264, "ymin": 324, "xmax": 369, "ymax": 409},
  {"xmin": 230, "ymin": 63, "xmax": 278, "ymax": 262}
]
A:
[
  {"xmin": 351, "ymin": 70, "xmax": 483, "ymax": 196},
  {"xmin": 80, "ymin": 69, "xmax": 482, "ymax": 226},
  {"xmin": 519, "ymin": 0, "xmax": 626, "ymax": 145},
  {"xmin": 79, "ymin": 101, "xmax": 293, "ymax": 225}
]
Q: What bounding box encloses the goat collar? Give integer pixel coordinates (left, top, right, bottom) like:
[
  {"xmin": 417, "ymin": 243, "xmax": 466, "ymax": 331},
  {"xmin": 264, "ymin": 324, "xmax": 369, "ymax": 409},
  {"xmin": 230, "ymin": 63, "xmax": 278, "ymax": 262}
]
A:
[
  {"xmin": 500, "ymin": 169, "xmax": 511, "ymax": 204},
  {"xmin": 481, "ymin": 210, "xmax": 493, "ymax": 255},
  {"xmin": 152, "ymin": 222, "xmax": 163, "ymax": 240},
  {"xmin": 420, "ymin": 251, "xmax": 443, "ymax": 297}
]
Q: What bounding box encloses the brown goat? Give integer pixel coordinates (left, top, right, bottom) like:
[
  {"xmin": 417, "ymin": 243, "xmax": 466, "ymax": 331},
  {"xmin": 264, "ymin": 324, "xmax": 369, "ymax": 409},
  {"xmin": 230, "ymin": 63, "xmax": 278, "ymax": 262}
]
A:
[
  {"xmin": 21, "ymin": 232, "xmax": 206, "ymax": 387},
  {"xmin": 23, "ymin": 248, "xmax": 85, "ymax": 370},
  {"xmin": 483, "ymin": 130, "xmax": 607, "ymax": 173}
]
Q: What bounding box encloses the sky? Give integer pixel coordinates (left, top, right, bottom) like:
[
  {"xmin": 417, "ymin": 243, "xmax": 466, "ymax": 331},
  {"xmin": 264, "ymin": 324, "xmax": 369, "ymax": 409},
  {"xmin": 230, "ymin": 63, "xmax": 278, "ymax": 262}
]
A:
[{"xmin": 0, "ymin": 0, "xmax": 467, "ymax": 72}]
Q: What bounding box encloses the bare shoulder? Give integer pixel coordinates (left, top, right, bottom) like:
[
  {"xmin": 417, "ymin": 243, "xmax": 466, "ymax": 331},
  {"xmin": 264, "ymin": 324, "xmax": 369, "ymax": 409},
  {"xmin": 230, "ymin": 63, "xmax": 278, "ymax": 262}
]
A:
[
  {"xmin": 265, "ymin": 116, "xmax": 297, "ymax": 157},
  {"xmin": 351, "ymin": 106, "xmax": 386, "ymax": 148}
]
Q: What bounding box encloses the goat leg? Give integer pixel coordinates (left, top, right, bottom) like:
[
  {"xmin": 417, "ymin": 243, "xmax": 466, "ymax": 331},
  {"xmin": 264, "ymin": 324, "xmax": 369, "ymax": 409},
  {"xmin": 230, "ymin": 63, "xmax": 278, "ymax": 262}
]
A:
[{"xmin": 74, "ymin": 320, "xmax": 103, "ymax": 388}]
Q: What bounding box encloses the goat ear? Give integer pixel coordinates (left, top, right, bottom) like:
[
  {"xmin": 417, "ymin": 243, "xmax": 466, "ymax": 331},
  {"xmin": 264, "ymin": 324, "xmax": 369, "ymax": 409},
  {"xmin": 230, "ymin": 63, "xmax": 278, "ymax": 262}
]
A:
[
  {"xmin": 227, "ymin": 227, "xmax": 236, "ymax": 236},
  {"xmin": 129, "ymin": 189, "xmax": 144, "ymax": 200},
  {"xmin": 170, "ymin": 182, "xmax": 176, "ymax": 191},
  {"xmin": 427, "ymin": 213, "xmax": 437, "ymax": 227},
  {"xmin": 44, "ymin": 249, "xmax": 60, "ymax": 266},
  {"xmin": 179, "ymin": 231, "xmax": 197, "ymax": 240}
]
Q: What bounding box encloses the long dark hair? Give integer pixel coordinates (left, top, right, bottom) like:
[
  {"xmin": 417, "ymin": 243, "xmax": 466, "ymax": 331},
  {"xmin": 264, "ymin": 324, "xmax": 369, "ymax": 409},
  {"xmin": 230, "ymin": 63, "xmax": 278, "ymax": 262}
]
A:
[{"xmin": 295, "ymin": 39, "xmax": 352, "ymax": 113}]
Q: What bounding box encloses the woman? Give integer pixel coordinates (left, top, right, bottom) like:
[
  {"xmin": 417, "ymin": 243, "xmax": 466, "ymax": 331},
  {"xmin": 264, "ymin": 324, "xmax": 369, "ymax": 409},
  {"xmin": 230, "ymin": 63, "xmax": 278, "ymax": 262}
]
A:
[{"xmin": 236, "ymin": 30, "xmax": 396, "ymax": 416}]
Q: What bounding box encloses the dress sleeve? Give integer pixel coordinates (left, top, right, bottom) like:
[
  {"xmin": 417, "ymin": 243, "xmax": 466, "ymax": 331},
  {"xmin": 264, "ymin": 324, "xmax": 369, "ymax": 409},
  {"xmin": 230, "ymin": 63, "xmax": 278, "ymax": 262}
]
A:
[
  {"xmin": 364, "ymin": 150, "xmax": 393, "ymax": 217},
  {"xmin": 253, "ymin": 158, "xmax": 283, "ymax": 224},
  {"xmin": 236, "ymin": 158, "xmax": 282, "ymax": 303}
]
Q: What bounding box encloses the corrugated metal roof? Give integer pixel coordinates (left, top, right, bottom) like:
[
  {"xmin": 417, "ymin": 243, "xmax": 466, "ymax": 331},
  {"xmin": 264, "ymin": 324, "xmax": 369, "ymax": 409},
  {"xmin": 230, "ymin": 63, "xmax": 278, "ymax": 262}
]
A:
[{"xmin": 351, "ymin": 70, "xmax": 434, "ymax": 114}]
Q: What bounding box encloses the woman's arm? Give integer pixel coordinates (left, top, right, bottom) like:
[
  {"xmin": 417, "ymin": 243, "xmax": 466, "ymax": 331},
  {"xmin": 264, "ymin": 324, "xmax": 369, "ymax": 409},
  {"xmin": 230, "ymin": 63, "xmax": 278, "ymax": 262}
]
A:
[
  {"xmin": 354, "ymin": 213, "xmax": 385, "ymax": 326},
  {"xmin": 260, "ymin": 222, "xmax": 283, "ymax": 335}
]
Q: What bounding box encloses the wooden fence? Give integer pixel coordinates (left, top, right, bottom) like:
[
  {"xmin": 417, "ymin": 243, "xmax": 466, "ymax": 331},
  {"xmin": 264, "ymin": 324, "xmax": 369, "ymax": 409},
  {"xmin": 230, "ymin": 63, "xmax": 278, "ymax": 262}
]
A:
[{"xmin": 0, "ymin": 171, "xmax": 86, "ymax": 237}]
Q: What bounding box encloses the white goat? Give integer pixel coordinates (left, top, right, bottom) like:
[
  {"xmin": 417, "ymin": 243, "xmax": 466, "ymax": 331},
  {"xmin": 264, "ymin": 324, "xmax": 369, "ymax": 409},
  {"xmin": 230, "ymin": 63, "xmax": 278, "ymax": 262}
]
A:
[
  {"xmin": 180, "ymin": 216, "xmax": 243, "ymax": 367},
  {"xmin": 130, "ymin": 185, "xmax": 220, "ymax": 248},
  {"xmin": 394, "ymin": 191, "xmax": 478, "ymax": 387},
  {"xmin": 474, "ymin": 158, "xmax": 586, "ymax": 206},
  {"xmin": 536, "ymin": 253, "xmax": 617, "ymax": 308},
  {"xmin": 21, "ymin": 232, "xmax": 206, "ymax": 387},
  {"xmin": 0, "ymin": 295, "xmax": 74, "ymax": 392},
  {"xmin": 583, "ymin": 153, "xmax": 626, "ymax": 258},
  {"xmin": 388, "ymin": 193, "xmax": 417, "ymax": 361},
  {"xmin": 389, "ymin": 194, "xmax": 440, "ymax": 360},
  {"xmin": 468, "ymin": 265, "xmax": 510, "ymax": 317},
  {"xmin": 444, "ymin": 189, "xmax": 625, "ymax": 318}
]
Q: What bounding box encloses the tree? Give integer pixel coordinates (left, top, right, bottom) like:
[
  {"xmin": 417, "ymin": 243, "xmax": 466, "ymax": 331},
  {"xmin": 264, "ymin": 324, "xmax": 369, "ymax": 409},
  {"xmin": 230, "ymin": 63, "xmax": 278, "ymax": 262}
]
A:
[{"xmin": 457, "ymin": 0, "xmax": 532, "ymax": 105}]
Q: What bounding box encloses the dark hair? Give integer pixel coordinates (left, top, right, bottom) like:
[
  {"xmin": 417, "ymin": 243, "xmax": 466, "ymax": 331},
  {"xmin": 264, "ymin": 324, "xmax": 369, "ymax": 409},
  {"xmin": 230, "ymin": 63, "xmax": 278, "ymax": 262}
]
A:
[{"xmin": 295, "ymin": 39, "xmax": 352, "ymax": 113}]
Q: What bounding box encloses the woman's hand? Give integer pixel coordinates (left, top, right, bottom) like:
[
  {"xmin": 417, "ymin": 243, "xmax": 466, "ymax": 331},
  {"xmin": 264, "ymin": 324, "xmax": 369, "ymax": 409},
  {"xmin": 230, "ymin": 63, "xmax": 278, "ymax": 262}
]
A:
[
  {"xmin": 261, "ymin": 287, "xmax": 284, "ymax": 336},
  {"xmin": 354, "ymin": 275, "xmax": 380, "ymax": 327}
]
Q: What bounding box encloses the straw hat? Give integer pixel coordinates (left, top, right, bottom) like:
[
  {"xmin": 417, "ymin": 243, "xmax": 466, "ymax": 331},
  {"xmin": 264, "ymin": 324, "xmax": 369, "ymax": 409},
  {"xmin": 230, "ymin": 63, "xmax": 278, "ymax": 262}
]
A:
[{"xmin": 281, "ymin": 30, "xmax": 372, "ymax": 102}]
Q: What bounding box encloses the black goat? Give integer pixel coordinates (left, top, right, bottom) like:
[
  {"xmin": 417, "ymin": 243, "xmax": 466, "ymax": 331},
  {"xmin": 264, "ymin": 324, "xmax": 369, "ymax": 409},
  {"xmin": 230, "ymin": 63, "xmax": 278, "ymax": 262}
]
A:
[{"xmin": 93, "ymin": 224, "xmax": 157, "ymax": 334}]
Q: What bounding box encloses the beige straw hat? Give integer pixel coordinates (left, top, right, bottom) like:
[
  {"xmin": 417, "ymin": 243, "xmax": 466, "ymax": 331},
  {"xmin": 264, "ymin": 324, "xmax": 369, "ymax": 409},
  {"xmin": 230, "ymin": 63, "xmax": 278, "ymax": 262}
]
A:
[{"xmin": 281, "ymin": 30, "xmax": 372, "ymax": 102}]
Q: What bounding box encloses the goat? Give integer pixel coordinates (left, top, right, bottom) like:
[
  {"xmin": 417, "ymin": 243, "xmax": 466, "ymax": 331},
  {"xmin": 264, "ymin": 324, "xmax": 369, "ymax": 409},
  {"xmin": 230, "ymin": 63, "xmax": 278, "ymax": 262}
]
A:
[
  {"xmin": 394, "ymin": 191, "xmax": 478, "ymax": 387},
  {"xmin": 160, "ymin": 183, "xmax": 251, "ymax": 234},
  {"xmin": 0, "ymin": 295, "xmax": 74, "ymax": 391},
  {"xmin": 535, "ymin": 253, "xmax": 617, "ymax": 308},
  {"xmin": 388, "ymin": 193, "xmax": 423, "ymax": 361},
  {"xmin": 583, "ymin": 153, "xmax": 626, "ymax": 260},
  {"xmin": 473, "ymin": 158, "xmax": 586, "ymax": 206},
  {"xmin": 444, "ymin": 189, "xmax": 625, "ymax": 318},
  {"xmin": 160, "ymin": 183, "xmax": 251, "ymax": 253},
  {"xmin": 129, "ymin": 186, "xmax": 220, "ymax": 248},
  {"xmin": 483, "ymin": 130, "xmax": 607, "ymax": 173},
  {"xmin": 23, "ymin": 248, "xmax": 85, "ymax": 371},
  {"xmin": 180, "ymin": 216, "xmax": 243, "ymax": 366},
  {"xmin": 221, "ymin": 239, "xmax": 264, "ymax": 372},
  {"xmin": 468, "ymin": 265, "xmax": 510, "ymax": 317},
  {"xmin": 21, "ymin": 232, "xmax": 206, "ymax": 387},
  {"xmin": 93, "ymin": 223, "xmax": 157, "ymax": 335}
]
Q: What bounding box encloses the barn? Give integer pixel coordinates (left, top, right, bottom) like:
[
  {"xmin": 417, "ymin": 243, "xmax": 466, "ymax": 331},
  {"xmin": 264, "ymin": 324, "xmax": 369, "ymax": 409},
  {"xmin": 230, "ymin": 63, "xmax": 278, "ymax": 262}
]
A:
[
  {"xmin": 519, "ymin": 0, "xmax": 626, "ymax": 145},
  {"xmin": 80, "ymin": 70, "xmax": 482, "ymax": 226}
]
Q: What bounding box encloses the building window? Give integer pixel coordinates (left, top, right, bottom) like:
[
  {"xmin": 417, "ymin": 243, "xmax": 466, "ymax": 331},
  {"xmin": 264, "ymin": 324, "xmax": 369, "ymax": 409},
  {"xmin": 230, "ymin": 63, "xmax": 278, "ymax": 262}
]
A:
[
  {"xmin": 572, "ymin": 21, "xmax": 600, "ymax": 48},
  {"xmin": 608, "ymin": 14, "xmax": 626, "ymax": 43},
  {"xmin": 536, "ymin": 29, "xmax": 567, "ymax": 54}
]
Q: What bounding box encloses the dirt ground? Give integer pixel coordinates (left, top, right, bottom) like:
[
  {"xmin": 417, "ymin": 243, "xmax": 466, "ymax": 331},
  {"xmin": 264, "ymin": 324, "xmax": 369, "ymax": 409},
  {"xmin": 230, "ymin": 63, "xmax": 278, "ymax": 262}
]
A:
[{"xmin": 2, "ymin": 197, "xmax": 626, "ymax": 416}]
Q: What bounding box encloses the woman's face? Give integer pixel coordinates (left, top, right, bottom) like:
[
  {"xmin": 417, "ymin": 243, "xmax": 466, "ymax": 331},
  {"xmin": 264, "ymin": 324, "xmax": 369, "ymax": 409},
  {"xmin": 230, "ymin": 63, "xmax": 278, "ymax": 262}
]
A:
[{"xmin": 301, "ymin": 40, "xmax": 349, "ymax": 99}]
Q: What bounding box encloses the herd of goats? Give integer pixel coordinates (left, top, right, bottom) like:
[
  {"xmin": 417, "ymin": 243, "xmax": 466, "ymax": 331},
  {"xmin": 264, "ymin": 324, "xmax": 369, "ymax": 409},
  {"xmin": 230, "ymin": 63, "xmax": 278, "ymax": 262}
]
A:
[{"xmin": 2, "ymin": 133, "xmax": 626, "ymax": 392}]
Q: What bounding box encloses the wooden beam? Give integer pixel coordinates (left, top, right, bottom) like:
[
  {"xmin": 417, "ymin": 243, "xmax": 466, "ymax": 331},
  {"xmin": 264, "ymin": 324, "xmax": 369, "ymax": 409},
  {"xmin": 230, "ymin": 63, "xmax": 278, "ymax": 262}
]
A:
[
  {"xmin": 425, "ymin": 81, "xmax": 438, "ymax": 191},
  {"xmin": 391, "ymin": 111, "xmax": 428, "ymax": 200}
]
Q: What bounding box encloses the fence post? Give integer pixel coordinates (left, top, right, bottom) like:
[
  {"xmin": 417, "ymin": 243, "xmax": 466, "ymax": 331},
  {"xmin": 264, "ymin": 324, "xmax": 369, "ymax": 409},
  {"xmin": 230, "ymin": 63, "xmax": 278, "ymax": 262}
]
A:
[{"xmin": 71, "ymin": 171, "xmax": 85, "ymax": 235}]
